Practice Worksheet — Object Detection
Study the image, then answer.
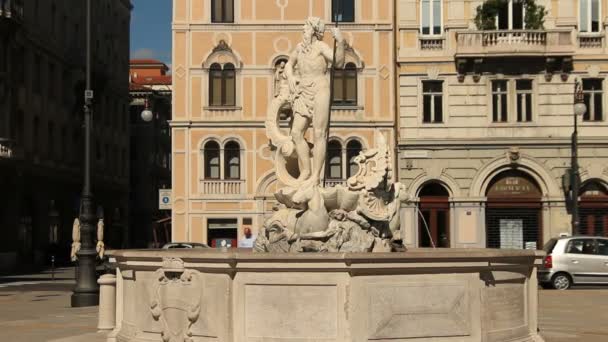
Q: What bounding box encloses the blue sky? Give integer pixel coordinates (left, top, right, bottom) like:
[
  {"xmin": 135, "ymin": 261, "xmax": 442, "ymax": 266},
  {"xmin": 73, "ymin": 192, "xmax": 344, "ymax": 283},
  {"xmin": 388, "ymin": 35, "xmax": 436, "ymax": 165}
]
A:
[{"xmin": 130, "ymin": 0, "xmax": 172, "ymax": 68}]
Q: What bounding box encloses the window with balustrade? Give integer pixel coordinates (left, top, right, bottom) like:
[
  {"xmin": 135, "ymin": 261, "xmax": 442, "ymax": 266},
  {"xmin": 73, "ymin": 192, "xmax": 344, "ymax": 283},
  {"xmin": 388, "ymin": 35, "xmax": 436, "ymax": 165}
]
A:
[
  {"xmin": 422, "ymin": 81, "xmax": 443, "ymax": 123},
  {"xmin": 583, "ymin": 79, "xmax": 603, "ymax": 121},
  {"xmin": 204, "ymin": 141, "xmax": 221, "ymax": 179},
  {"xmin": 203, "ymin": 140, "xmax": 242, "ymax": 181},
  {"xmin": 324, "ymin": 139, "xmax": 364, "ymax": 183},
  {"xmin": 209, "ymin": 62, "xmax": 236, "ymax": 107},
  {"xmin": 580, "ymin": 0, "xmax": 601, "ymax": 33},
  {"xmin": 224, "ymin": 141, "xmax": 241, "ymax": 180},
  {"xmin": 332, "ymin": 62, "xmax": 358, "ymax": 106},
  {"xmin": 492, "ymin": 80, "xmax": 508, "ymax": 122},
  {"xmin": 211, "ymin": 0, "xmax": 233, "ymax": 23},
  {"xmin": 496, "ymin": 0, "xmax": 525, "ymax": 30},
  {"xmin": 421, "ymin": 0, "xmax": 442, "ymax": 35}
]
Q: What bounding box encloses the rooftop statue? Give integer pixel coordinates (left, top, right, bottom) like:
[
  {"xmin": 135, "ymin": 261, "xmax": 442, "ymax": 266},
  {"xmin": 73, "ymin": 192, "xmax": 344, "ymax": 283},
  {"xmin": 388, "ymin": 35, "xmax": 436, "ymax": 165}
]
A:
[{"xmin": 258, "ymin": 17, "xmax": 406, "ymax": 253}]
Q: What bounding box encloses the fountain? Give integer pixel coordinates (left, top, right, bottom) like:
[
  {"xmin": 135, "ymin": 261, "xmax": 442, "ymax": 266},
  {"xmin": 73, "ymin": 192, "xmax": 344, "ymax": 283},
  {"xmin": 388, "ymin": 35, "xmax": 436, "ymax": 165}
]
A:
[{"xmin": 103, "ymin": 17, "xmax": 544, "ymax": 342}]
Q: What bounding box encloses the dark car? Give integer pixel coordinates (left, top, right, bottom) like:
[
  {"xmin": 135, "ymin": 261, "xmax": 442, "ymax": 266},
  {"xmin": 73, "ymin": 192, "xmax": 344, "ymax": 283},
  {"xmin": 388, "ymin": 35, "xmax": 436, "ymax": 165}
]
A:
[{"xmin": 161, "ymin": 242, "xmax": 210, "ymax": 249}]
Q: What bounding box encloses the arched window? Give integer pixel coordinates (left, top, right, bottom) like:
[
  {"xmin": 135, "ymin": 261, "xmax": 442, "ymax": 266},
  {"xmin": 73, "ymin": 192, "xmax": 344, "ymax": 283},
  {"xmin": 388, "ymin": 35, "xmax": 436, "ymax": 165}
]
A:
[
  {"xmin": 224, "ymin": 141, "xmax": 240, "ymax": 179},
  {"xmin": 204, "ymin": 141, "xmax": 221, "ymax": 179},
  {"xmin": 346, "ymin": 140, "xmax": 362, "ymax": 178},
  {"xmin": 209, "ymin": 63, "xmax": 236, "ymax": 107},
  {"xmin": 326, "ymin": 140, "xmax": 342, "ymax": 179},
  {"xmin": 332, "ymin": 62, "xmax": 357, "ymax": 106}
]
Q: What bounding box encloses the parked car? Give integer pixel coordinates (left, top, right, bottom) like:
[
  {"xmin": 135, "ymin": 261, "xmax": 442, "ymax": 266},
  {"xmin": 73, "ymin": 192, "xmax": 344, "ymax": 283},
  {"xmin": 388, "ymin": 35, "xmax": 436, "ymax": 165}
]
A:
[
  {"xmin": 161, "ymin": 242, "xmax": 210, "ymax": 249},
  {"xmin": 539, "ymin": 236, "xmax": 608, "ymax": 290}
]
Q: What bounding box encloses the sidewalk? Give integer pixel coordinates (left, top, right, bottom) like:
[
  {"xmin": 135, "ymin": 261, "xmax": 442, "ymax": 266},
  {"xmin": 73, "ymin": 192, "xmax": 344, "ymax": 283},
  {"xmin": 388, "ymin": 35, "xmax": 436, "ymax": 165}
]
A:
[{"xmin": 0, "ymin": 267, "xmax": 105, "ymax": 342}]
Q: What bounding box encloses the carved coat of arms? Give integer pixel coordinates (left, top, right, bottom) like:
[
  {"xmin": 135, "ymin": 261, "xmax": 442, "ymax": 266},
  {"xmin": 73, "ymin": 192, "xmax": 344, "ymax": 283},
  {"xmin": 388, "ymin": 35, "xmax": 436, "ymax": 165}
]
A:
[{"xmin": 150, "ymin": 258, "xmax": 202, "ymax": 342}]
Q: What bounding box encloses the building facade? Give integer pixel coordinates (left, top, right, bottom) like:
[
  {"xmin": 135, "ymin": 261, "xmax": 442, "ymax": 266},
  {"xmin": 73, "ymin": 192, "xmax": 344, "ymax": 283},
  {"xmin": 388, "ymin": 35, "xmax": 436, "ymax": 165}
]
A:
[
  {"xmin": 171, "ymin": 0, "xmax": 396, "ymax": 246},
  {"xmin": 0, "ymin": 0, "xmax": 131, "ymax": 271},
  {"xmin": 129, "ymin": 59, "xmax": 172, "ymax": 248},
  {"xmin": 397, "ymin": 0, "xmax": 608, "ymax": 249}
]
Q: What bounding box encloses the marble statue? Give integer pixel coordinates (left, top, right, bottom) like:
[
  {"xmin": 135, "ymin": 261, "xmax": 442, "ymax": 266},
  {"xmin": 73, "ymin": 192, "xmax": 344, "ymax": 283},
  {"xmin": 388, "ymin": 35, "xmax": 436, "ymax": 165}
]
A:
[
  {"xmin": 259, "ymin": 19, "xmax": 406, "ymax": 254},
  {"xmin": 96, "ymin": 218, "xmax": 105, "ymax": 259},
  {"xmin": 70, "ymin": 218, "xmax": 81, "ymax": 261}
]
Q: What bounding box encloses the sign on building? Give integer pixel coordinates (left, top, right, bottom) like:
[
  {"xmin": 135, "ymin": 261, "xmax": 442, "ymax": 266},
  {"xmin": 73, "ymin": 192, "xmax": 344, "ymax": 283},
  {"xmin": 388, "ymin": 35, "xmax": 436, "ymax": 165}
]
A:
[{"xmin": 159, "ymin": 189, "xmax": 172, "ymax": 210}]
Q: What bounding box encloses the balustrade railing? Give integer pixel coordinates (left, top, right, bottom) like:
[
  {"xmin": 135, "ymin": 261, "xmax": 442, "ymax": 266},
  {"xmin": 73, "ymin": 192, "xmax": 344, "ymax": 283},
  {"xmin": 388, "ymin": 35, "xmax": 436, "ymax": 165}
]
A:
[
  {"xmin": 456, "ymin": 29, "xmax": 573, "ymax": 56},
  {"xmin": 201, "ymin": 180, "xmax": 244, "ymax": 195},
  {"xmin": 420, "ymin": 37, "xmax": 444, "ymax": 50},
  {"xmin": 579, "ymin": 34, "xmax": 603, "ymax": 48}
]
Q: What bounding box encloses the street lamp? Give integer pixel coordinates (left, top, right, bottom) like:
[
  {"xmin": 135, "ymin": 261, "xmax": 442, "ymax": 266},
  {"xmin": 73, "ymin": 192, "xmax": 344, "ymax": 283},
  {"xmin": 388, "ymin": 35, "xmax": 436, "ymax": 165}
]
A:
[
  {"xmin": 141, "ymin": 97, "xmax": 153, "ymax": 122},
  {"xmin": 571, "ymin": 78, "xmax": 586, "ymax": 236},
  {"xmin": 71, "ymin": 0, "xmax": 99, "ymax": 307}
]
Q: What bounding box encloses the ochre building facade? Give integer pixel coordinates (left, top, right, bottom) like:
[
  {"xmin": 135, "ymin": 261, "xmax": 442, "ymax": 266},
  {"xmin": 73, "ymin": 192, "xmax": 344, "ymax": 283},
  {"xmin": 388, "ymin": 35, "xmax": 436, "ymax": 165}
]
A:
[
  {"xmin": 172, "ymin": 0, "xmax": 608, "ymax": 250},
  {"xmin": 171, "ymin": 0, "xmax": 396, "ymax": 246}
]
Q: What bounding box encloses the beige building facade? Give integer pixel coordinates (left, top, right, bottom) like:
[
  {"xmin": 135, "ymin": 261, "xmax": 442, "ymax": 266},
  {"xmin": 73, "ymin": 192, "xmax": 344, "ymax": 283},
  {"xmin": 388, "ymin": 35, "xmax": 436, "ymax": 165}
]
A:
[
  {"xmin": 171, "ymin": 0, "xmax": 396, "ymax": 246},
  {"xmin": 398, "ymin": 0, "xmax": 608, "ymax": 249}
]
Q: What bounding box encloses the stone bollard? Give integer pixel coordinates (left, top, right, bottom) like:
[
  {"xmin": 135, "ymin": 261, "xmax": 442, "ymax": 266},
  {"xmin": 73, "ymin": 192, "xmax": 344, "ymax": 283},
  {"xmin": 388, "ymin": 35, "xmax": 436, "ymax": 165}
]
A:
[{"xmin": 97, "ymin": 273, "xmax": 117, "ymax": 332}]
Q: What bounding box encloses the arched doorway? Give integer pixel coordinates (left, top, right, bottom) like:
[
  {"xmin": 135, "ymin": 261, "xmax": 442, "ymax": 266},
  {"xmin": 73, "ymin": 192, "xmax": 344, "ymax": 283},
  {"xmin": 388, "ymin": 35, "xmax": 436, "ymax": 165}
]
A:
[
  {"xmin": 485, "ymin": 170, "xmax": 542, "ymax": 249},
  {"xmin": 418, "ymin": 183, "xmax": 450, "ymax": 248},
  {"xmin": 580, "ymin": 181, "xmax": 608, "ymax": 237}
]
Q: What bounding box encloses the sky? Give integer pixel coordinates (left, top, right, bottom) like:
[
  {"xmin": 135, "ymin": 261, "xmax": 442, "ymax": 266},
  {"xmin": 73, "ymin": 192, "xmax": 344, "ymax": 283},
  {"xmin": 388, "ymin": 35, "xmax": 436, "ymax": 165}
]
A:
[{"xmin": 130, "ymin": 0, "xmax": 173, "ymax": 69}]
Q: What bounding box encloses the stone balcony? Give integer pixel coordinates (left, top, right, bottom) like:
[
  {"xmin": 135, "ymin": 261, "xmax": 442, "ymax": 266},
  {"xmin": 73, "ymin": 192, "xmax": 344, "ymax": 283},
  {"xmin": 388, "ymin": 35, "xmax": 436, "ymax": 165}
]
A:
[
  {"xmin": 455, "ymin": 29, "xmax": 574, "ymax": 58},
  {"xmin": 200, "ymin": 179, "xmax": 244, "ymax": 196}
]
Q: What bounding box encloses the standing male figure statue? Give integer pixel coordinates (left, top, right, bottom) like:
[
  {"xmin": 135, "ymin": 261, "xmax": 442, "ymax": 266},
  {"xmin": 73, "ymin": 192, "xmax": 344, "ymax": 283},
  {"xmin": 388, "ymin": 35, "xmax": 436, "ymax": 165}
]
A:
[{"xmin": 284, "ymin": 17, "xmax": 345, "ymax": 186}]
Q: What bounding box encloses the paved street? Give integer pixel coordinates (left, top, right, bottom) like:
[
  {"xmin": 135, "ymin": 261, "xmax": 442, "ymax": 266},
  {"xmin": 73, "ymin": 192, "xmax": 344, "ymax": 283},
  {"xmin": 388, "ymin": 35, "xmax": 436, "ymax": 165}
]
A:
[
  {"xmin": 0, "ymin": 268, "xmax": 103, "ymax": 342},
  {"xmin": 539, "ymin": 287, "xmax": 608, "ymax": 342},
  {"xmin": 0, "ymin": 268, "xmax": 607, "ymax": 341}
]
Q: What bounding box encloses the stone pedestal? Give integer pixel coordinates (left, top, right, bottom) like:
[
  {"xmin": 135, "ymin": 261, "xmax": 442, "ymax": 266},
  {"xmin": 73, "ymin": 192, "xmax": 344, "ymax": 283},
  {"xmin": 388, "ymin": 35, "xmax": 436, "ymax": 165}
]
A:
[
  {"xmin": 97, "ymin": 274, "xmax": 117, "ymax": 332},
  {"xmin": 104, "ymin": 248, "xmax": 545, "ymax": 342}
]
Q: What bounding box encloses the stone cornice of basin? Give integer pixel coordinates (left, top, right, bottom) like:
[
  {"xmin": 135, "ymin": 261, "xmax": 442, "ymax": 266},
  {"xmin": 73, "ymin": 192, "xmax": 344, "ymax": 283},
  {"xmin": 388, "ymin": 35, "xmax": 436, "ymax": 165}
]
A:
[{"xmin": 107, "ymin": 248, "xmax": 545, "ymax": 275}]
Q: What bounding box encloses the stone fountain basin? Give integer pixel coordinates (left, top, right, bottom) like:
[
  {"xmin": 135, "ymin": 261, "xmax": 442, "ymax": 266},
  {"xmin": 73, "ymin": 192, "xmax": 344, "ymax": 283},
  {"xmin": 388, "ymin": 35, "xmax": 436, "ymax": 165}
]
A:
[{"xmin": 105, "ymin": 248, "xmax": 545, "ymax": 342}]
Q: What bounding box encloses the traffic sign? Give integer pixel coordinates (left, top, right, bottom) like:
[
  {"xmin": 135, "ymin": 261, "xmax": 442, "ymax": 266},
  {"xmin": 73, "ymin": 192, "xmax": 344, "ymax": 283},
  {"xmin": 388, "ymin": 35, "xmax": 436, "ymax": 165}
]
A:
[{"xmin": 159, "ymin": 189, "xmax": 172, "ymax": 210}]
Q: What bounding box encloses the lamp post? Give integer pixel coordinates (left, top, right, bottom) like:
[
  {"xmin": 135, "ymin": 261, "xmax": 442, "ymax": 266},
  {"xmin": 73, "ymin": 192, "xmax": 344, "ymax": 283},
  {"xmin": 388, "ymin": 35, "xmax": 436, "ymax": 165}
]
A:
[
  {"xmin": 571, "ymin": 78, "xmax": 587, "ymax": 236},
  {"xmin": 71, "ymin": 0, "xmax": 99, "ymax": 307},
  {"xmin": 141, "ymin": 97, "xmax": 153, "ymax": 122}
]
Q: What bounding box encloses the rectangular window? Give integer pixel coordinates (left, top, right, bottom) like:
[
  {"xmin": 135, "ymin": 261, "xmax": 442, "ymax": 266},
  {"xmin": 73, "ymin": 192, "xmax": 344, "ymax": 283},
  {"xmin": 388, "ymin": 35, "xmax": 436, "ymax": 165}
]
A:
[
  {"xmin": 422, "ymin": 81, "xmax": 443, "ymax": 123},
  {"xmin": 332, "ymin": 0, "xmax": 355, "ymax": 22},
  {"xmin": 211, "ymin": 0, "xmax": 234, "ymax": 23},
  {"xmin": 516, "ymin": 80, "xmax": 533, "ymax": 122},
  {"xmin": 583, "ymin": 79, "xmax": 603, "ymax": 121},
  {"xmin": 492, "ymin": 80, "xmax": 508, "ymax": 122},
  {"xmin": 496, "ymin": 0, "xmax": 525, "ymax": 30},
  {"xmin": 580, "ymin": 0, "xmax": 602, "ymax": 32},
  {"xmin": 421, "ymin": 0, "xmax": 442, "ymax": 35}
]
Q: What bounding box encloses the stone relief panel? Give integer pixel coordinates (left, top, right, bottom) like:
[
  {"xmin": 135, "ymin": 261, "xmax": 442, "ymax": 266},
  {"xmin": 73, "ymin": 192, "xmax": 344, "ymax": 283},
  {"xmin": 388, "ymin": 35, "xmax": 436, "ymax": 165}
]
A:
[
  {"xmin": 137, "ymin": 257, "xmax": 224, "ymax": 342},
  {"xmin": 244, "ymin": 284, "xmax": 338, "ymax": 340},
  {"xmin": 366, "ymin": 283, "xmax": 471, "ymax": 339}
]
